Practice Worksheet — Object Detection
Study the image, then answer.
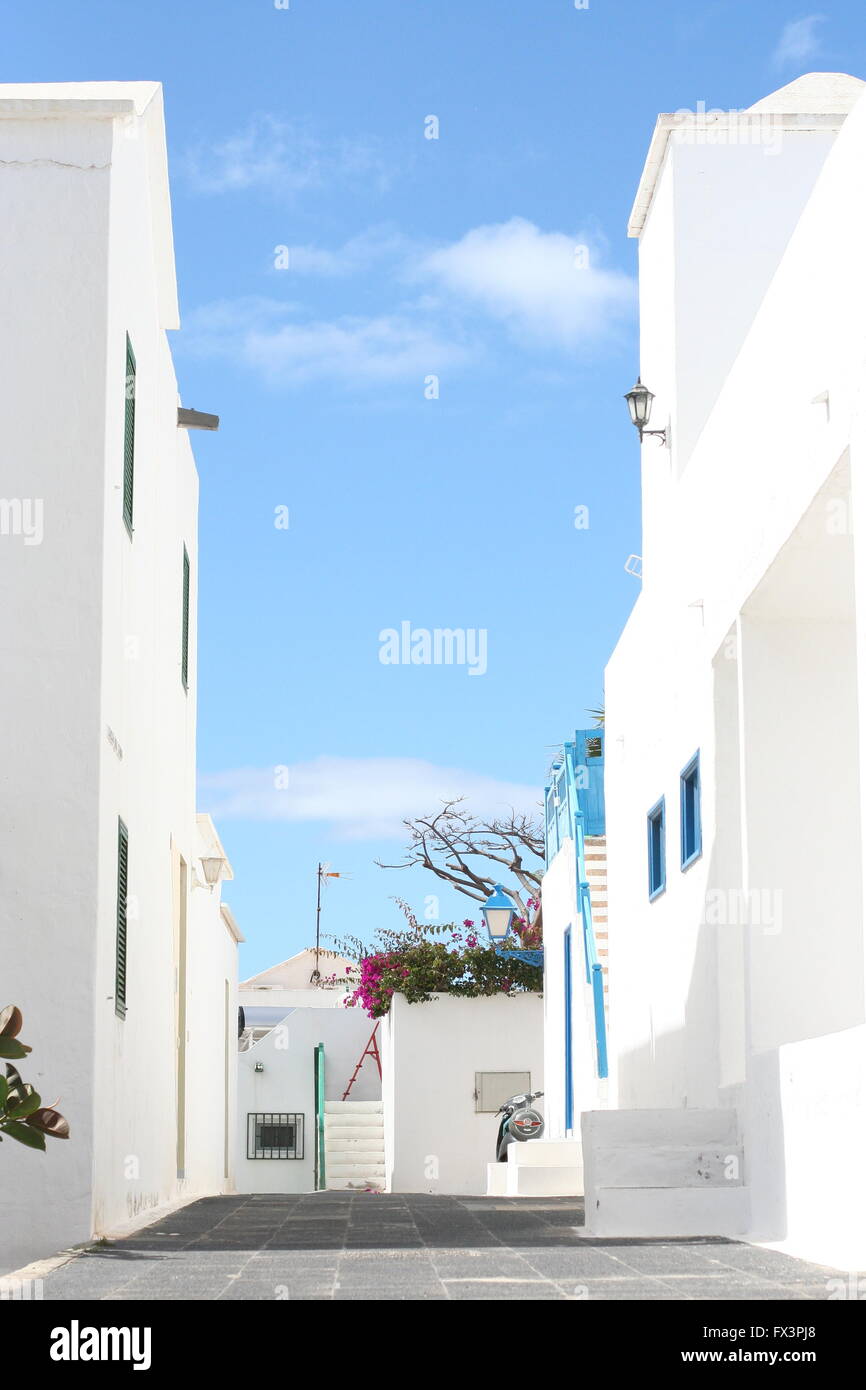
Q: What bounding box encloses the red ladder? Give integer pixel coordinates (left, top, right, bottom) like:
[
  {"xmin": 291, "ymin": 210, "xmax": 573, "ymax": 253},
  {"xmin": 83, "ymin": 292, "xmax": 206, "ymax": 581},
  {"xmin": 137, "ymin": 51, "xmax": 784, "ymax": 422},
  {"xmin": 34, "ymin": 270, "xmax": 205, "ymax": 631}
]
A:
[{"xmin": 342, "ymin": 1022, "xmax": 382, "ymax": 1101}]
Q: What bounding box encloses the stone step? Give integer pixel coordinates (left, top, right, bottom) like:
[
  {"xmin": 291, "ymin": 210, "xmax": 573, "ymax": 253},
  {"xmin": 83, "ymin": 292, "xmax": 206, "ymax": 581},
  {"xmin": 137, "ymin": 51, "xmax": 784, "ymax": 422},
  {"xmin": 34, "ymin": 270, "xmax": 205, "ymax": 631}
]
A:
[
  {"xmin": 324, "ymin": 1101, "xmax": 382, "ymax": 1113},
  {"xmin": 325, "ymin": 1139, "xmax": 383, "ymax": 1150},
  {"xmin": 324, "ymin": 1113, "xmax": 384, "ymax": 1128},
  {"xmin": 581, "ymin": 1109, "xmax": 747, "ymax": 1237},
  {"xmin": 327, "ymin": 1176, "xmax": 385, "ymax": 1191},
  {"xmin": 323, "ymin": 1124, "xmax": 384, "ymax": 1141},
  {"xmin": 506, "ymin": 1139, "xmax": 582, "ymax": 1167},
  {"xmin": 587, "ymin": 1187, "xmax": 748, "ymax": 1238},
  {"xmin": 506, "ymin": 1165, "xmax": 584, "ymax": 1197},
  {"xmin": 325, "ymin": 1145, "xmax": 383, "ymax": 1167},
  {"xmin": 327, "ymin": 1162, "xmax": 386, "ymax": 1177},
  {"xmin": 585, "ymin": 1108, "xmax": 739, "ymax": 1148}
]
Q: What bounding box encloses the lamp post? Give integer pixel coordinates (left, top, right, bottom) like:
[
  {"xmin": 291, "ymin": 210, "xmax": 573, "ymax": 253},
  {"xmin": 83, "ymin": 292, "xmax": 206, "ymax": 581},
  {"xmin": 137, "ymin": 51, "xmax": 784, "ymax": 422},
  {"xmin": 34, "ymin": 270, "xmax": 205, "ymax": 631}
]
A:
[
  {"xmin": 624, "ymin": 377, "xmax": 669, "ymax": 446},
  {"xmin": 482, "ymin": 884, "xmax": 543, "ymax": 968}
]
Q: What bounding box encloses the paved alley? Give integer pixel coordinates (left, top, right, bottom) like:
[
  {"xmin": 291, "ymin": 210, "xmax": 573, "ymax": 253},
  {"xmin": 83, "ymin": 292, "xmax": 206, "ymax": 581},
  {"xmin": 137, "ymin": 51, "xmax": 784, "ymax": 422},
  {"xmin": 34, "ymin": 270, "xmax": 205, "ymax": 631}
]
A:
[{"xmin": 35, "ymin": 1194, "xmax": 850, "ymax": 1301}]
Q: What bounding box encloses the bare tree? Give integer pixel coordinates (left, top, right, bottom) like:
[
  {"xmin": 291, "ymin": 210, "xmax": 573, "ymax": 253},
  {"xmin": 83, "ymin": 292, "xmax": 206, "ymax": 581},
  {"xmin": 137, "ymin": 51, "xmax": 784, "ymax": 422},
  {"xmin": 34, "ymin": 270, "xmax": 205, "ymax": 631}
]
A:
[{"xmin": 377, "ymin": 798, "xmax": 544, "ymax": 914}]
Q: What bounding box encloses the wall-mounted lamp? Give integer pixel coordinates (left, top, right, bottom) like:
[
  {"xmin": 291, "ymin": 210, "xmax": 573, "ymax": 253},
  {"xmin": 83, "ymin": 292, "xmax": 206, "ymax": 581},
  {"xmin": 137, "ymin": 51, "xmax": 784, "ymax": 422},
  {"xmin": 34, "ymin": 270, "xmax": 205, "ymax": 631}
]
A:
[
  {"xmin": 178, "ymin": 407, "xmax": 220, "ymax": 431},
  {"xmin": 624, "ymin": 378, "xmax": 669, "ymax": 447},
  {"xmin": 194, "ymin": 856, "xmax": 226, "ymax": 892}
]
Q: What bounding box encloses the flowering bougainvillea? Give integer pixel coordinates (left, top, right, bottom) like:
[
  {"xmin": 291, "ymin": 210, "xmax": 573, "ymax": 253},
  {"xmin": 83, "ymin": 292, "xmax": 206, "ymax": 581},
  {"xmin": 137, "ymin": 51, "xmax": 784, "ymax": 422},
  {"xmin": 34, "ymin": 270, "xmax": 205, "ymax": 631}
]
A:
[{"xmin": 322, "ymin": 900, "xmax": 543, "ymax": 1020}]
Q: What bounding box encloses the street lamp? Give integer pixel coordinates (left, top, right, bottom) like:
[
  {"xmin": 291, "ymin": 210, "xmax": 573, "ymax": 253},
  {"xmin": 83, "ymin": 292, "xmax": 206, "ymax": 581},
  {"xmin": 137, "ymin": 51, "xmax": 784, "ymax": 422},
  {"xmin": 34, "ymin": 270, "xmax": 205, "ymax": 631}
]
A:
[
  {"xmin": 624, "ymin": 377, "xmax": 668, "ymax": 446},
  {"xmin": 482, "ymin": 884, "xmax": 517, "ymax": 945},
  {"xmin": 482, "ymin": 884, "xmax": 543, "ymax": 968}
]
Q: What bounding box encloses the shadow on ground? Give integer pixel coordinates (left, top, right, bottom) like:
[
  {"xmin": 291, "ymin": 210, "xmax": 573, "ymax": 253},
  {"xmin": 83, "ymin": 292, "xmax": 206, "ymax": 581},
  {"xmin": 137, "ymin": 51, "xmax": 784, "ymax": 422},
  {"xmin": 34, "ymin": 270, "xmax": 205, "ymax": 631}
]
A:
[{"xmin": 36, "ymin": 1193, "xmax": 853, "ymax": 1301}]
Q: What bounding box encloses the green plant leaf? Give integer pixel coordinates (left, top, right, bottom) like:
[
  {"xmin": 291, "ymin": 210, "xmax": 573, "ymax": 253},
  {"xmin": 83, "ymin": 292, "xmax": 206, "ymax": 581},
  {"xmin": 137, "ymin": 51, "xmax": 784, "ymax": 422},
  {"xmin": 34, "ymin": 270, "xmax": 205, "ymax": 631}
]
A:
[
  {"xmin": 2, "ymin": 1120, "xmax": 46, "ymax": 1151},
  {"xmin": 8, "ymin": 1091, "xmax": 41, "ymax": 1120},
  {"xmin": 0, "ymin": 1075, "xmax": 7, "ymax": 1108},
  {"xmin": 0, "ymin": 1038, "xmax": 30, "ymax": 1060}
]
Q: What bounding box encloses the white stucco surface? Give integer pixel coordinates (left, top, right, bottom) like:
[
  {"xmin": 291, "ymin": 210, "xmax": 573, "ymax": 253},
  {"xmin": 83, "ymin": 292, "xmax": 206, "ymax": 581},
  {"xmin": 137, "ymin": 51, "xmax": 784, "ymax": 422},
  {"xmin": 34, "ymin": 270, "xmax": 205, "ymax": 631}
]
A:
[
  {"xmin": 541, "ymin": 840, "xmax": 606, "ymax": 1141},
  {"xmin": 0, "ymin": 83, "xmax": 239, "ymax": 1274},
  {"xmin": 236, "ymin": 1006, "xmax": 379, "ymax": 1194},
  {"xmin": 600, "ymin": 73, "xmax": 866, "ymax": 1264},
  {"xmin": 382, "ymin": 993, "xmax": 544, "ymax": 1195}
]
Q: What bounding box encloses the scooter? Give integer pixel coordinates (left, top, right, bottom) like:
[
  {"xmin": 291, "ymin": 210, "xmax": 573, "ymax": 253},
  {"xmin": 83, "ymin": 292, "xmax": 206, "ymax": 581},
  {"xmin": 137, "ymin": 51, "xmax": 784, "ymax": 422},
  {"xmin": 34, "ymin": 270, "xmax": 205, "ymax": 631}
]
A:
[{"xmin": 495, "ymin": 1090, "xmax": 544, "ymax": 1162}]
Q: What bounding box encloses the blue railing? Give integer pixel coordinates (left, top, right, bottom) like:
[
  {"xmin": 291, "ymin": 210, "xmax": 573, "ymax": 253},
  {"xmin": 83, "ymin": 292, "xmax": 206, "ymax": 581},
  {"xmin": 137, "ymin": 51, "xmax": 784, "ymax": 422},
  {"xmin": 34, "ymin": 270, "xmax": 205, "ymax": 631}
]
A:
[
  {"xmin": 543, "ymin": 730, "xmax": 608, "ymax": 1079},
  {"xmin": 544, "ymin": 729, "xmax": 605, "ymax": 865}
]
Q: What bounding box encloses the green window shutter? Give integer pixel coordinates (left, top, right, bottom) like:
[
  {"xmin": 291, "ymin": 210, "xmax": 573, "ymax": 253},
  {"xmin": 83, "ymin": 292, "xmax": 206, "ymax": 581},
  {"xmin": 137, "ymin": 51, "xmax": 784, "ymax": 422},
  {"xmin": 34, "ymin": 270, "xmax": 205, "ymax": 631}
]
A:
[
  {"xmin": 115, "ymin": 818, "xmax": 129, "ymax": 1018},
  {"xmin": 181, "ymin": 546, "xmax": 190, "ymax": 689},
  {"xmin": 123, "ymin": 335, "xmax": 136, "ymax": 535}
]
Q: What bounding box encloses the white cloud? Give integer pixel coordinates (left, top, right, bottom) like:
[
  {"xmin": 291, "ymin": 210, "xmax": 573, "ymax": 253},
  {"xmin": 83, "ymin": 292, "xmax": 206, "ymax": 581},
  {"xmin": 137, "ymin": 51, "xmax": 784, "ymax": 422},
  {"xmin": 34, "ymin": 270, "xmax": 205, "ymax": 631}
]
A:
[
  {"xmin": 181, "ymin": 218, "xmax": 631, "ymax": 387},
  {"xmin": 278, "ymin": 227, "xmax": 411, "ymax": 277},
  {"xmin": 182, "ymin": 298, "xmax": 474, "ymax": 385},
  {"xmin": 199, "ymin": 757, "xmax": 541, "ymax": 840},
  {"xmin": 417, "ymin": 217, "xmax": 634, "ymax": 349},
  {"xmin": 183, "ymin": 115, "xmax": 392, "ymax": 196},
  {"xmin": 772, "ymin": 15, "xmax": 826, "ymax": 68}
]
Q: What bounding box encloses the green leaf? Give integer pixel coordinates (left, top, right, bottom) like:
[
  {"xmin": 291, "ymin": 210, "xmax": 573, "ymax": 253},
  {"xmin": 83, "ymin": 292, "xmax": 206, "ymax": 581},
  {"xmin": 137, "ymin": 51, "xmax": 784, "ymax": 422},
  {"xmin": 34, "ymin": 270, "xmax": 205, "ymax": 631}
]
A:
[
  {"xmin": 8, "ymin": 1091, "xmax": 41, "ymax": 1119},
  {"xmin": 2, "ymin": 1120, "xmax": 45, "ymax": 1151},
  {"xmin": 0, "ymin": 1075, "xmax": 7, "ymax": 1108},
  {"xmin": 0, "ymin": 1038, "xmax": 30, "ymax": 1060}
]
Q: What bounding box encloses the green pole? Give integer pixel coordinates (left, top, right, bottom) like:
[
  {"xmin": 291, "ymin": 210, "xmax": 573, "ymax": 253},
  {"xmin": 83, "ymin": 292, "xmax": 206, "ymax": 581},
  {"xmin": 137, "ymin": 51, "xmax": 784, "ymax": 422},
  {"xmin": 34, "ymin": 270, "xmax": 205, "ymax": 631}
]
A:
[{"xmin": 315, "ymin": 1042, "xmax": 326, "ymax": 1190}]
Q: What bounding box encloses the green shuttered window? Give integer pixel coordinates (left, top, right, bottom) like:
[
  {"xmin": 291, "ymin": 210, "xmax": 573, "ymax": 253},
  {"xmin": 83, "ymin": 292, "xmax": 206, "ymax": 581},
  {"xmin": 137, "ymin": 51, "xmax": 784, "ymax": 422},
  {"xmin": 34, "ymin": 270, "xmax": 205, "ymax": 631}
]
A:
[
  {"xmin": 115, "ymin": 818, "xmax": 129, "ymax": 1018},
  {"xmin": 181, "ymin": 546, "xmax": 190, "ymax": 690},
  {"xmin": 123, "ymin": 335, "xmax": 136, "ymax": 535}
]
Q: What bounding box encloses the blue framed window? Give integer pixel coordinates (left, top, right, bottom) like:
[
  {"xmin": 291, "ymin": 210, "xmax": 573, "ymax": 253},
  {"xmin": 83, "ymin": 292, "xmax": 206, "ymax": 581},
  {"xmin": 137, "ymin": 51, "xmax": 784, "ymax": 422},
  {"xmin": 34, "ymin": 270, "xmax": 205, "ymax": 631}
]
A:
[
  {"xmin": 647, "ymin": 797, "xmax": 666, "ymax": 900},
  {"xmin": 680, "ymin": 752, "xmax": 702, "ymax": 870}
]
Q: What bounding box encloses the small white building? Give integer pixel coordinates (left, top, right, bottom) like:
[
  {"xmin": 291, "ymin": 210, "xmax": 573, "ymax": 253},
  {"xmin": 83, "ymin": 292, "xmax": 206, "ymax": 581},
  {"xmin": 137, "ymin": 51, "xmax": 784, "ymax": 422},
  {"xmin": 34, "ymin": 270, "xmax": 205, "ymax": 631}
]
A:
[
  {"xmin": 581, "ymin": 72, "xmax": 866, "ymax": 1269},
  {"xmin": 382, "ymin": 992, "xmax": 544, "ymax": 1196},
  {"xmin": 0, "ymin": 83, "xmax": 240, "ymax": 1275},
  {"xmin": 236, "ymin": 952, "xmax": 382, "ymax": 1194}
]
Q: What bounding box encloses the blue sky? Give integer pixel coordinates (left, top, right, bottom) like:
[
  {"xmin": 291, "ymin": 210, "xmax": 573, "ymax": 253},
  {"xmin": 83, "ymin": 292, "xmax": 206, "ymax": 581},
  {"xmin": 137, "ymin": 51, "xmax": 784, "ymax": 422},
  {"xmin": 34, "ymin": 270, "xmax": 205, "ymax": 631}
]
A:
[{"xmin": 6, "ymin": 1, "xmax": 866, "ymax": 973}]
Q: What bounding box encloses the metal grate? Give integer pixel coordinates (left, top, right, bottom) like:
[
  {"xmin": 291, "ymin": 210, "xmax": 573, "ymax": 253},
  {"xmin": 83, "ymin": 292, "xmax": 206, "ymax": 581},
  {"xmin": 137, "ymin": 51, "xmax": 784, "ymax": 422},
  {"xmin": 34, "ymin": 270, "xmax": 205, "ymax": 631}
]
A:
[
  {"xmin": 247, "ymin": 1112, "xmax": 304, "ymax": 1160},
  {"xmin": 123, "ymin": 334, "xmax": 136, "ymax": 535},
  {"xmin": 115, "ymin": 818, "xmax": 129, "ymax": 1018}
]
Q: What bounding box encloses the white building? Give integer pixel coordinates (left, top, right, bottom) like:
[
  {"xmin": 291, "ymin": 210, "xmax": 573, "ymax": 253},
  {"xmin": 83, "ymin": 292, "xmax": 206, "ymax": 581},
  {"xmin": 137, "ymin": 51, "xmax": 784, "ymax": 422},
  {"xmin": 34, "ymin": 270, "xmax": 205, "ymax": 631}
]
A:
[
  {"xmin": 383, "ymin": 992, "xmax": 544, "ymax": 1196},
  {"xmin": 0, "ymin": 82, "xmax": 241, "ymax": 1275},
  {"xmin": 236, "ymin": 952, "xmax": 381, "ymax": 1194},
  {"xmin": 539, "ymin": 730, "xmax": 608, "ymax": 1186},
  {"xmin": 580, "ymin": 72, "xmax": 866, "ymax": 1269}
]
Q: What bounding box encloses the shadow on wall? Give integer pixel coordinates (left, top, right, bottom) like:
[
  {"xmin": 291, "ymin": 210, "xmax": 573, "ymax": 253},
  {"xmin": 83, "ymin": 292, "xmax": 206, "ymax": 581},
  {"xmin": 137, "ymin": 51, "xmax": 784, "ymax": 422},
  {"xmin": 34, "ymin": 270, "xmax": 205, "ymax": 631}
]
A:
[{"xmin": 614, "ymin": 457, "xmax": 864, "ymax": 1246}]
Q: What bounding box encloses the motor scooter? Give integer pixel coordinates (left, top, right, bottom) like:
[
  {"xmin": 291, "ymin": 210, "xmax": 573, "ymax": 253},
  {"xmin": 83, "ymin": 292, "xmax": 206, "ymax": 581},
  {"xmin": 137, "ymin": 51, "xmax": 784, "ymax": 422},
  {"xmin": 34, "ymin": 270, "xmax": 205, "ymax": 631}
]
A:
[{"xmin": 495, "ymin": 1090, "xmax": 544, "ymax": 1161}]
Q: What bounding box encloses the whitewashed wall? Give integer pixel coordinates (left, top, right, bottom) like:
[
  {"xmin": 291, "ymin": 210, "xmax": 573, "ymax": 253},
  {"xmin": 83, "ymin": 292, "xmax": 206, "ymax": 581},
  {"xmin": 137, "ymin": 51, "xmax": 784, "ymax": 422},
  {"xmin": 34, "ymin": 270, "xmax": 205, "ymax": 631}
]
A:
[
  {"xmin": 382, "ymin": 993, "xmax": 544, "ymax": 1195},
  {"xmin": 236, "ymin": 1007, "xmax": 378, "ymax": 1194},
  {"xmin": 604, "ymin": 78, "xmax": 866, "ymax": 1267},
  {"xmin": 541, "ymin": 842, "xmax": 606, "ymax": 1139},
  {"xmin": 0, "ymin": 97, "xmax": 113, "ymax": 1275},
  {"xmin": 0, "ymin": 84, "xmax": 237, "ymax": 1275}
]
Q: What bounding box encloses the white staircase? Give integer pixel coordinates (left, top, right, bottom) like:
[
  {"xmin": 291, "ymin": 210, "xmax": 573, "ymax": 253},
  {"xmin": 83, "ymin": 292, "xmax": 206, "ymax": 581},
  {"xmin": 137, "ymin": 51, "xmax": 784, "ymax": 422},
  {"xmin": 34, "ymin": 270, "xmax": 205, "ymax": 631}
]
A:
[
  {"xmin": 487, "ymin": 1139, "xmax": 584, "ymax": 1197},
  {"xmin": 582, "ymin": 1109, "xmax": 747, "ymax": 1237},
  {"xmin": 324, "ymin": 1101, "xmax": 385, "ymax": 1190}
]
